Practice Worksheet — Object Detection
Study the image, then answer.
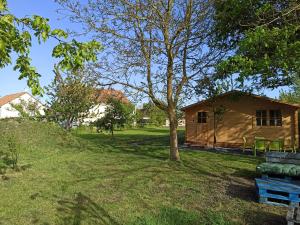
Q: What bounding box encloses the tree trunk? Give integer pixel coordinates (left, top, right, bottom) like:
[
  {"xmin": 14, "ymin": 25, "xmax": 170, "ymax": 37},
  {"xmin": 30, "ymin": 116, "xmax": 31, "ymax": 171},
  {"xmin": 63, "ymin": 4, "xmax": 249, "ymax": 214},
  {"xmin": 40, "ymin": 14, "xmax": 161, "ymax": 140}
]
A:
[
  {"xmin": 213, "ymin": 109, "xmax": 217, "ymax": 148},
  {"xmin": 65, "ymin": 118, "xmax": 72, "ymax": 130},
  {"xmin": 168, "ymin": 108, "xmax": 180, "ymax": 161},
  {"xmin": 111, "ymin": 124, "xmax": 114, "ymax": 137}
]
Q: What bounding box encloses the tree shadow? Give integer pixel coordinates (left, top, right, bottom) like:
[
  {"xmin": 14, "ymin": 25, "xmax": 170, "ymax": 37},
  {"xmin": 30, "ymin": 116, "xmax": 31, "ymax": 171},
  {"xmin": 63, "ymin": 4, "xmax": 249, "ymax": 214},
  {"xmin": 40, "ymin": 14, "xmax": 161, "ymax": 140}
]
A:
[
  {"xmin": 230, "ymin": 168, "xmax": 258, "ymax": 180},
  {"xmin": 129, "ymin": 207, "xmax": 202, "ymax": 225},
  {"xmin": 244, "ymin": 209, "xmax": 286, "ymax": 225},
  {"xmin": 78, "ymin": 133, "xmax": 169, "ymax": 161},
  {"xmin": 55, "ymin": 192, "xmax": 121, "ymax": 225},
  {"xmin": 225, "ymin": 179, "xmax": 257, "ymax": 202},
  {"xmin": 131, "ymin": 128, "xmax": 170, "ymax": 134}
]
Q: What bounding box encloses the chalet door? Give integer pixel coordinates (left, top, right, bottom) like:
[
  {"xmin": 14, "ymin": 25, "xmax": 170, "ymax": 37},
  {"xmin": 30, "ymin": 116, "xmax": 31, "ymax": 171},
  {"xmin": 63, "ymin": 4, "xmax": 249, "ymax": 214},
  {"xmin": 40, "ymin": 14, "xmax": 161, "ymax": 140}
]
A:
[
  {"xmin": 186, "ymin": 123, "xmax": 197, "ymax": 142},
  {"xmin": 196, "ymin": 123, "xmax": 208, "ymax": 145}
]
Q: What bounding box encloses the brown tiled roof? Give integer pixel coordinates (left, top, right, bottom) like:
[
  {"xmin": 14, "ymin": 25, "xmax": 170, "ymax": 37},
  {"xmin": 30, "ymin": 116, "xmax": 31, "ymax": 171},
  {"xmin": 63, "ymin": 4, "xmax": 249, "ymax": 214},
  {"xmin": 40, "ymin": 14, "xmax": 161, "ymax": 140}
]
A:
[
  {"xmin": 0, "ymin": 92, "xmax": 27, "ymax": 107},
  {"xmin": 95, "ymin": 89, "xmax": 129, "ymax": 104},
  {"xmin": 182, "ymin": 90, "xmax": 300, "ymax": 110}
]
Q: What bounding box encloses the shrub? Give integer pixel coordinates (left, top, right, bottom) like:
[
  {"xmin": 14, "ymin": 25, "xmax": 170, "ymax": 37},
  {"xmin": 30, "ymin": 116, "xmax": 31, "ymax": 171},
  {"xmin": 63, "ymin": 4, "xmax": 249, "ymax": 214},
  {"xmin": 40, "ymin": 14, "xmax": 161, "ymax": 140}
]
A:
[{"xmin": 4, "ymin": 134, "xmax": 20, "ymax": 170}]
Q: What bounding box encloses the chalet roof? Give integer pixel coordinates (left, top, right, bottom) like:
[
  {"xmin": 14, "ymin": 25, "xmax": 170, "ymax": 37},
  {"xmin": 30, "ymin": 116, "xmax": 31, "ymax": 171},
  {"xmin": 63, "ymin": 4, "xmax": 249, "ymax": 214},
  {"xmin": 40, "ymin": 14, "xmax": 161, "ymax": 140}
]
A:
[
  {"xmin": 0, "ymin": 92, "xmax": 27, "ymax": 107},
  {"xmin": 95, "ymin": 89, "xmax": 129, "ymax": 104},
  {"xmin": 182, "ymin": 90, "xmax": 300, "ymax": 110}
]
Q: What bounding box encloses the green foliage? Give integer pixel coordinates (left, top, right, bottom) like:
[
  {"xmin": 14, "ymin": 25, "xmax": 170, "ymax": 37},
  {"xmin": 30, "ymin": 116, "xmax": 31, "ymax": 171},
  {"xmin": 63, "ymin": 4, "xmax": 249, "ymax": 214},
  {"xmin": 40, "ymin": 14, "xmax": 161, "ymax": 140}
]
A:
[
  {"xmin": 0, "ymin": 119, "xmax": 79, "ymax": 151},
  {"xmin": 52, "ymin": 40, "xmax": 100, "ymax": 72},
  {"xmin": 10, "ymin": 103, "xmax": 29, "ymax": 118},
  {"xmin": 138, "ymin": 102, "xmax": 167, "ymax": 127},
  {"xmin": 0, "ymin": 0, "xmax": 101, "ymax": 95},
  {"xmin": 94, "ymin": 98, "xmax": 134, "ymax": 135},
  {"xmin": 6, "ymin": 134, "xmax": 19, "ymax": 170},
  {"xmin": 0, "ymin": 132, "xmax": 21, "ymax": 171},
  {"xmin": 196, "ymin": 76, "xmax": 234, "ymax": 99},
  {"xmin": 214, "ymin": 0, "xmax": 300, "ymax": 89},
  {"xmin": 45, "ymin": 67, "xmax": 97, "ymax": 130},
  {"xmin": 280, "ymin": 76, "xmax": 300, "ymax": 104},
  {"xmin": 10, "ymin": 99, "xmax": 42, "ymax": 119}
]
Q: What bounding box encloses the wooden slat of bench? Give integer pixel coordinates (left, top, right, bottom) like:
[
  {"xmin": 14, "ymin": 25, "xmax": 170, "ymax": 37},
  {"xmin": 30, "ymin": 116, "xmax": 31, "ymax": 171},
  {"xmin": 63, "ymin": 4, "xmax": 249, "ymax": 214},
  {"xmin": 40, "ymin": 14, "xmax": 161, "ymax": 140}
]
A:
[
  {"xmin": 256, "ymin": 178, "xmax": 300, "ymax": 194},
  {"xmin": 266, "ymin": 152, "xmax": 300, "ymax": 159},
  {"xmin": 266, "ymin": 152, "xmax": 300, "ymax": 165},
  {"xmin": 267, "ymin": 158, "xmax": 300, "ymax": 164}
]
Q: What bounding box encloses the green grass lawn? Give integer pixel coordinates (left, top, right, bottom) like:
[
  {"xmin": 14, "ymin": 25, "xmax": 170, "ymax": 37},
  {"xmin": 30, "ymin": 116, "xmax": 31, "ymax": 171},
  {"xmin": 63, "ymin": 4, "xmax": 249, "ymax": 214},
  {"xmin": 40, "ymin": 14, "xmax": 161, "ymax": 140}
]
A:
[{"xmin": 0, "ymin": 120, "xmax": 285, "ymax": 225}]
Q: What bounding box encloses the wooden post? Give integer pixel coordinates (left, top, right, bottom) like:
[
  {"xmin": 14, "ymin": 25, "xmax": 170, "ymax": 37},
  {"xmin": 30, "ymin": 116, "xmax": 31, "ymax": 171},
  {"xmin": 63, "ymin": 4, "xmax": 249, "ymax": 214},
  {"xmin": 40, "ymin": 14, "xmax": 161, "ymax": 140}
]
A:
[
  {"xmin": 286, "ymin": 207, "xmax": 300, "ymax": 225},
  {"xmin": 295, "ymin": 110, "xmax": 299, "ymax": 151}
]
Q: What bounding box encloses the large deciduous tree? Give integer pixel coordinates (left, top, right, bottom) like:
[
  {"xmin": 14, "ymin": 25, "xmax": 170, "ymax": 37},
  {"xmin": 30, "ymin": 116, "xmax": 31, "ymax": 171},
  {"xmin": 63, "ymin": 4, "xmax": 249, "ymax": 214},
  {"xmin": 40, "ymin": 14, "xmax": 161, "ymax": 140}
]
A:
[
  {"xmin": 56, "ymin": 0, "xmax": 223, "ymax": 161},
  {"xmin": 213, "ymin": 0, "xmax": 300, "ymax": 89},
  {"xmin": 0, "ymin": 0, "xmax": 101, "ymax": 94}
]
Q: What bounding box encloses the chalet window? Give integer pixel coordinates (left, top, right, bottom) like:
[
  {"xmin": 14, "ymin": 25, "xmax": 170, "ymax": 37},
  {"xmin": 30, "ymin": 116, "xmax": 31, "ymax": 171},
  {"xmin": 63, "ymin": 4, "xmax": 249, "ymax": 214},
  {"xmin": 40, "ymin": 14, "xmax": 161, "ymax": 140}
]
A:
[
  {"xmin": 256, "ymin": 110, "xmax": 267, "ymax": 126},
  {"xmin": 269, "ymin": 110, "xmax": 282, "ymax": 126},
  {"xmin": 198, "ymin": 112, "xmax": 207, "ymax": 123}
]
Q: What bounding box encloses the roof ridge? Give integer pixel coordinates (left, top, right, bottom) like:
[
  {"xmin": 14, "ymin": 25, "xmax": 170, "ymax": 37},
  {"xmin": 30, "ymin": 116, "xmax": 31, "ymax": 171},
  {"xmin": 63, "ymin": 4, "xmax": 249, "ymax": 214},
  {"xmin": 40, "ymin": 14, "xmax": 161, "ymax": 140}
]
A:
[
  {"xmin": 182, "ymin": 90, "xmax": 300, "ymax": 110},
  {"xmin": 0, "ymin": 92, "xmax": 28, "ymax": 107}
]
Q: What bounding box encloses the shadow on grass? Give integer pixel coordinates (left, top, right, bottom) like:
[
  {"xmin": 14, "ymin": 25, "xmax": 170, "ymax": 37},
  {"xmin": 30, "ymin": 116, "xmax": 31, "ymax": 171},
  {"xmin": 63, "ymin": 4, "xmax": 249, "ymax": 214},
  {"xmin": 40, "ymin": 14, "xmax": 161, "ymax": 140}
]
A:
[
  {"xmin": 130, "ymin": 207, "xmax": 234, "ymax": 225},
  {"xmin": 77, "ymin": 133, "xmax": 170, "ymax": 161},
  {"xmin": 76, "ymin": 130, "xmax": 261, "ymax": 185},
  {"xmin": 226, "ymin": 181, "xmax": 257, "ymax": 202},
  {"xmin": 243, "ymin": 210, "xmax": 285, "ymax": 225},
  {"xmin": 55, "ymin": 192, "xmax": 120, "ymax": 225},
  {"xmin": 134, "ymin": 128, "xmax": 170, "ymax": 134}
]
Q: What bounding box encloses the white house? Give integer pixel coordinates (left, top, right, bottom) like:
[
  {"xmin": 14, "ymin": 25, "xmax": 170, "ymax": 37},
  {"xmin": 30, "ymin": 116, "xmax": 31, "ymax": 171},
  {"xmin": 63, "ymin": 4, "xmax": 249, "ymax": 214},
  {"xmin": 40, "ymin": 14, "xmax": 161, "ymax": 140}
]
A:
[
  {"xmin": 82, "ymin": 89, "xmax": 130, "ymax": 124},
  {"xmin": 0, "ymin": 92, "xmax": 45, "ymax": 119},
  {"xmin": 165, "ymin": 118, "xmax": 186, "ymax": 127}
]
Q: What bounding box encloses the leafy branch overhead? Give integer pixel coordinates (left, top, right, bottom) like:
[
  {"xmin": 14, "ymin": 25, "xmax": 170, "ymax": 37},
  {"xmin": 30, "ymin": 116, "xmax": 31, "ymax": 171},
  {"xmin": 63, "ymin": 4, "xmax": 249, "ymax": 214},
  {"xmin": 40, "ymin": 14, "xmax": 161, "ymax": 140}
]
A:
[
  {"xmin": 0, "ymin": 0, "xmax": 101, "ymax": 95},
  {"xmin": 214, "ymin": 0, "xmax": 300, "ymax": 89}
]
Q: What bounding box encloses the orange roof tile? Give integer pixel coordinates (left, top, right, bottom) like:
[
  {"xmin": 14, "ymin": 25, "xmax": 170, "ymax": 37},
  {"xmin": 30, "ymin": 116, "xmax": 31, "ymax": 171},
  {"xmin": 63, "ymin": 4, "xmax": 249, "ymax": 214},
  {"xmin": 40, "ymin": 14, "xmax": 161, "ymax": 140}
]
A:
[
  {"xmin": 95, "ymin": 89, "xmax": 129, "ymax": 104},
  {"xmin": 0, "ymin": 92, "xmax": 27, "ymax": 107}
]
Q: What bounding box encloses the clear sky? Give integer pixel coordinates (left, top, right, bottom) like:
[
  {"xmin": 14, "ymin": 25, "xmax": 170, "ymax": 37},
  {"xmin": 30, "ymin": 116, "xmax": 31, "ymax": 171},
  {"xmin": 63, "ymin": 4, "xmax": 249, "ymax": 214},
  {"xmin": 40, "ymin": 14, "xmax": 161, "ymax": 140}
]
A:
[
  {"xmin": 0, "ymin": 0, "xmax": 74, "ymax": 99},
  {"xmin": 0, "ymin": 0, "xmax": 287, "ymax": 102}
]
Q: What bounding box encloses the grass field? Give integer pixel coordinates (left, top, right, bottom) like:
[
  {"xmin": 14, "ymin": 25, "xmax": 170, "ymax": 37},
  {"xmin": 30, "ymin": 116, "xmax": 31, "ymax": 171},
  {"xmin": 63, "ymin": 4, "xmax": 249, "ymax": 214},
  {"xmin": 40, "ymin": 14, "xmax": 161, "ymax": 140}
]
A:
[{"xmin": 0, "ymin": 120, "xmax": 285, "ymax": 225}]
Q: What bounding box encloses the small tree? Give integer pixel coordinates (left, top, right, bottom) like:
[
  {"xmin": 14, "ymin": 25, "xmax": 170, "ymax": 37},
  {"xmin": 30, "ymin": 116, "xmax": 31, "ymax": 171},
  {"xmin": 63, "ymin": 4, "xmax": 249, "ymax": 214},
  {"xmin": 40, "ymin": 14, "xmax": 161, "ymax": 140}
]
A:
[
  {"xmin": 10, "ymin": 99, "xmax": 43, "ymax": 119},
  {"xmin": 6, "ymin": 134, "xmax": 19, "ymax": 170},
  {"xmin": 46, "ymin": 67, "xmax": 97, "ymax": 130},
  {"xmin": 94, "ymin": 98, "xmax": 134, "ymax": 136}
]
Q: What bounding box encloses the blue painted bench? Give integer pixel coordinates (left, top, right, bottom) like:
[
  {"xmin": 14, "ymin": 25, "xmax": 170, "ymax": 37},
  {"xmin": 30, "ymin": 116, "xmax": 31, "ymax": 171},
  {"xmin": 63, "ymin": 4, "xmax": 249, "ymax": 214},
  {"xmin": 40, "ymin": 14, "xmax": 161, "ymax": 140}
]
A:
[
  {"xmin": 256, "ymin": 178, "xmax": 300, "ymax": 207},
  {"xmin": 256, "ymin": 152, "xmax": 300, "ymax": 207}
]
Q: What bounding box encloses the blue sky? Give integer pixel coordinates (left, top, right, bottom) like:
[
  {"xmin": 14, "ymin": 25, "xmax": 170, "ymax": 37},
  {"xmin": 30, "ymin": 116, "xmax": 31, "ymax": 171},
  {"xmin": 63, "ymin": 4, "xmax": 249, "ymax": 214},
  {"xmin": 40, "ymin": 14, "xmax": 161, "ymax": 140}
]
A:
[
  {"xmin": 0, "ymin": 0, "xmax": 287, "ymax": 102},
  {"xmin": 0, "ymin": 0, "xmax": 72, "ymax": 99}
]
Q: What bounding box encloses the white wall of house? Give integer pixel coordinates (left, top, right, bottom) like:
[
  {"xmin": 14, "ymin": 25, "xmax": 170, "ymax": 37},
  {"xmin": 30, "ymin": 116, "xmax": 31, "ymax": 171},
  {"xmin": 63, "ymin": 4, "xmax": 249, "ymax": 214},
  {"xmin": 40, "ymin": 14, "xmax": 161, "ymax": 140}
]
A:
[
  {"xmin": 0, "ymin": 93, "xmax": 45, "ymax": 119},
  {"xmin": 82, "ymin": 103, "xmax": 107, "ymax": 124},
  {"xmin": 165, "ymin": 118, "xmax": 186, "ymax": 127}
]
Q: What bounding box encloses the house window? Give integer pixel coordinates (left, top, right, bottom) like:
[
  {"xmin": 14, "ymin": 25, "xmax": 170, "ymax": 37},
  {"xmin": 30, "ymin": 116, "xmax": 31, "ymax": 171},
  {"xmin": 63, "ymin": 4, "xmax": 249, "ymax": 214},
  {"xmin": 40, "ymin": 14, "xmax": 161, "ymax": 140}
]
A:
[
  {"xmin": 256, "ymin": 110, "xmax": 267, "ymax": 126},
  {"xmin": 198, "ymin": 112, "xmax": 207, "ymax": 123},
  {"xmin": 270, "ymin": 110, "xmax": 282, "ymax": 126}
]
